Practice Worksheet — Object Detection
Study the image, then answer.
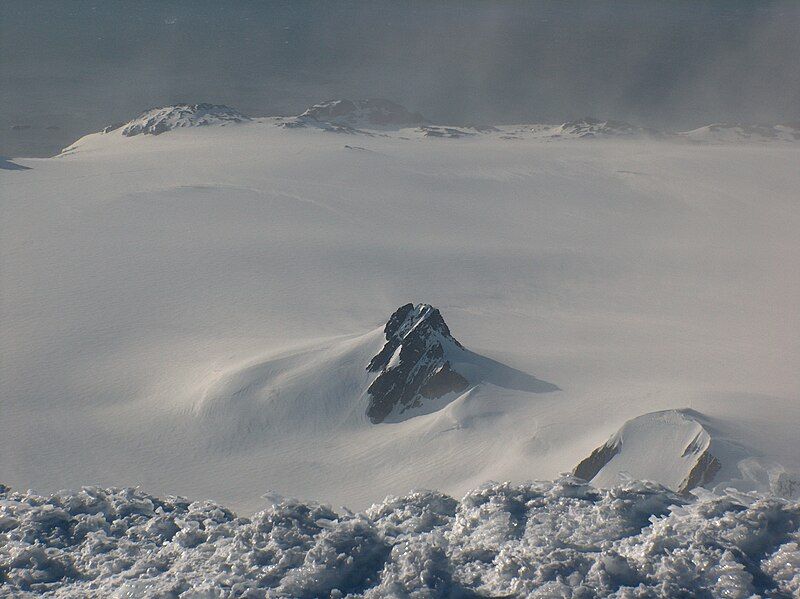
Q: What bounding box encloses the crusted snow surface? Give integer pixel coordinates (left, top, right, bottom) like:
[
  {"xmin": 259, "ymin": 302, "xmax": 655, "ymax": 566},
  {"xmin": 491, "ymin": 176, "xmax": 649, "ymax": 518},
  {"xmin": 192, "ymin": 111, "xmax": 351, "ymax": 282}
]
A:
[
  {"xmin": 1, "ymin": 478, "xmax": 799, "ymax": 598},
  {"xmin": 118, "ymin": 104, "xmax": 250, "ymax": 137}
]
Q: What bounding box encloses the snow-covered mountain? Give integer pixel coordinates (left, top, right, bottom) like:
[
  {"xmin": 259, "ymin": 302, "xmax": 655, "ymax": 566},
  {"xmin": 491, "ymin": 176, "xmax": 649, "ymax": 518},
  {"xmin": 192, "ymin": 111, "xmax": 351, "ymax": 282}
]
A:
[
  {"xmin": 99, "ymin": 103, "xmax": 250, "ymax": 138},
  {"xmin": 549, "ymin": 117, "xmax": 661, "ymax": 138},
  {"xmin": 680, "ymin": 122, "xmax": 800, "ymax": 143},
  {"xmin": 574, "ymin": 409, "xmax": 720, "ymax": 495},
  {"xmin": 294, "ymin": 98, "xmax": 425, "ymax": 130},
  {"xmin": 575, "ymin": 409, "xmax": 800, "ymax": 498},
  {"xmin": 56, "ymin": 100, "xmax": 800, "ymax": 152},
  {"xmin": 2, "ymin": 102, "xmax": 799, "ymax": 513}
]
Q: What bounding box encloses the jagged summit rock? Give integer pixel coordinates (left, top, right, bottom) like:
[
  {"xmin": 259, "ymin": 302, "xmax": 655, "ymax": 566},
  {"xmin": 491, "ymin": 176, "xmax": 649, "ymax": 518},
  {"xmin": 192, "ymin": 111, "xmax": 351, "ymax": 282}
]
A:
[
  {"xmin": 366, "ymin": 303, "xmax": 469, "ymax": 423},
  {"xmin": 573, "ymin": 409, "xmax": 721, "ymax": 495},
  {"xmin": 297, "ymin": 99, "xmax": 425, "ymax": 130},
  {"xmin": 364, "ymin": 303, "xmax": 559, "ymax": 423},
  {"xmin": 113, "ymin": 103, "xmax": 250, "ymax": 137}
]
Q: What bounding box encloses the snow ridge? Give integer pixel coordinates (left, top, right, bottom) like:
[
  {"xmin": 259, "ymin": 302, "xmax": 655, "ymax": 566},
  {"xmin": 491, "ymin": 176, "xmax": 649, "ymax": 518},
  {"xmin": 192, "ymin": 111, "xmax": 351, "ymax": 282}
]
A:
[{"xmin": 2, "ymin": 478, "xmax": 799, "ymax": 597}]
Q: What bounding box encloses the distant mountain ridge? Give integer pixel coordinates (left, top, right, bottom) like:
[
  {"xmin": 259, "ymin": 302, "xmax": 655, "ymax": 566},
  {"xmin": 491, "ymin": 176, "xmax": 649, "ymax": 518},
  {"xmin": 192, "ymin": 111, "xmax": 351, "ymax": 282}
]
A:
[
  {"xmin": 61, "ymin": 100, "xmax": 800, "ymax": 152},
  {"xmin": 680, "ymin": 122, "xmax": 800, "ymax": 143}
]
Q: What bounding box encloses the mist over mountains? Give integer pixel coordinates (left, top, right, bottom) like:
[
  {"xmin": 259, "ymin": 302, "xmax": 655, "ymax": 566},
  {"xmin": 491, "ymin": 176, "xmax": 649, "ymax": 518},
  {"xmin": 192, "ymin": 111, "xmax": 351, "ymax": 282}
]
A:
[
  {"xmin": 3, "ymin": 0, "xmax": 799, "ymax": 156},
  {"xmin": 2, "ymin": 4, "xmax": 800, "ymax": 596}
]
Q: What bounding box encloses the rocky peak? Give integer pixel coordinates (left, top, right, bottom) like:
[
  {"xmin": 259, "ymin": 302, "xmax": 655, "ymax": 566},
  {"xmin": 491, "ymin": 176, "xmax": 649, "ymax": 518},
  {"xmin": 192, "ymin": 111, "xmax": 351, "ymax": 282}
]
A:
[
  {"xmin": 366, "ymin": 303, "xmax": 468, "ymax": 423},
  {"xmin": 118, "ymin": 103, "xmax": 249, "ymax": 137}
]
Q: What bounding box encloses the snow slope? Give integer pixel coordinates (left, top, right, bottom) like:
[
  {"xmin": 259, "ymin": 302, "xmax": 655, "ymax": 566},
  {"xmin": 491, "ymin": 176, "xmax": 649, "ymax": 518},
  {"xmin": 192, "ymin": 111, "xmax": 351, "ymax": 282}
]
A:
[{"xmin": 1, "ymin": 113, "xmax": 799, "ymax": 512}]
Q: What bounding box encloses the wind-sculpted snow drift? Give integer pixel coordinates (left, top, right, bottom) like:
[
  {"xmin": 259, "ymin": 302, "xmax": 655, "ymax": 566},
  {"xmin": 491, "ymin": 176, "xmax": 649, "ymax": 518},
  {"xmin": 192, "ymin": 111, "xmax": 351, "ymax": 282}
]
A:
[{"xmin": 2, "ymin": 479, "xmax": 799, "ymax": 598}]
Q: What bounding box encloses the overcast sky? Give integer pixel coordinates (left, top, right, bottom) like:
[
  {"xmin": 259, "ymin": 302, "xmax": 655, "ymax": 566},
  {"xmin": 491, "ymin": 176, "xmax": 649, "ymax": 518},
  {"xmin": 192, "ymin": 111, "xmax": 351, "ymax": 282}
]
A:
[{"xmin": 2, "ymin": 0, "xmax": 799, "ymax": 156}]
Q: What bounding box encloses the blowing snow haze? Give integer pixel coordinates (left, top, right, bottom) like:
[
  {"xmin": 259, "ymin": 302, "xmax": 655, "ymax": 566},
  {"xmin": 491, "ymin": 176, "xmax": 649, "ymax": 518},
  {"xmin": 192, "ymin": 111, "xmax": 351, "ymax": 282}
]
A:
[
  {"xmin": 2, "ymin": 0, "xmax": 800, "ymax": 157},
  {"xmin": 3, "ymin": 3, "xmax": 800, "ymax": 597}
]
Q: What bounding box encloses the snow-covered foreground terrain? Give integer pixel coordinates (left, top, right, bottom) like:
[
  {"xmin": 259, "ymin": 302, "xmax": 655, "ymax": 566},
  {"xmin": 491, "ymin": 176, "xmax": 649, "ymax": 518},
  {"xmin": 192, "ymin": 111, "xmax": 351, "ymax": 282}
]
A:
[
  {"xmin": 2, "ymin": 478, "xmax": 799, "ymax": 597},
  {"xmin": 2, "ymin": 106, "xmax": 799, "ymax": 514}
]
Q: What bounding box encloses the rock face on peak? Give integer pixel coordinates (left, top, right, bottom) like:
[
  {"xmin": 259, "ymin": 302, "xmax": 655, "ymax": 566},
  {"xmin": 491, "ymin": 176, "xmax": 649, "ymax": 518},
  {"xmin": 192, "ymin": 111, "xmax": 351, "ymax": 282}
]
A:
[
  {"xmin": 553, "ymin": 117, "xmax": 658, "ymax": 138},
  {"xmin": 118, "ymin": 104, "xmax": 250, "ymax": 137},
  {"xmin": 298, "ymin": 99, "xmax": 424, "ymax": 130},
  {"xmin": 366, "ymin": 303, "xmax": 469, "ymax": 423},
  {"xmin": 573, "ymin": 409, "xmax": 721, "ymax": 495}
]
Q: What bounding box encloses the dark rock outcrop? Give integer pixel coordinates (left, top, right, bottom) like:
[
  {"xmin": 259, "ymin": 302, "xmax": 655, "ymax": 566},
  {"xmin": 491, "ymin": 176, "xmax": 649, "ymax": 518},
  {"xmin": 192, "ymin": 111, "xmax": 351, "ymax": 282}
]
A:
[
  {"xmin": 573, "ymin": 438, "xmax": 622, "ymax": 482},
  {"xmin": 366, "ymin": 303, "xmax": 469, "ymax": 423},
  {"xmin": 678, "ymin": 449, "xmax": 721, "ymax": 495}
]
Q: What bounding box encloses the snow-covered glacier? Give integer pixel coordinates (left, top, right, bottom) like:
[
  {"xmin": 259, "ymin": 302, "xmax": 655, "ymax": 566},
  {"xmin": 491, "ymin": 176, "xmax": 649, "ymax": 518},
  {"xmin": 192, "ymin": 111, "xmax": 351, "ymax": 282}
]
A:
[
  {"xmin": 2, "ymin": 478, "xmax": 799, "ymax": 598},
  {"xmin": 2, "ymin": 99, "xmax": 799, "ymax": 513}
]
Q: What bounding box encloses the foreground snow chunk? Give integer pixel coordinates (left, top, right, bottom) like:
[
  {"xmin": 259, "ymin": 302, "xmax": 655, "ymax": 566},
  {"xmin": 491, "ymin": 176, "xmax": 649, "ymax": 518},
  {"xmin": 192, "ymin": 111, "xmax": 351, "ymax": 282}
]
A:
[{"xmin": 1, "ymin": 479, "xmax": 798, "ymax": 597}]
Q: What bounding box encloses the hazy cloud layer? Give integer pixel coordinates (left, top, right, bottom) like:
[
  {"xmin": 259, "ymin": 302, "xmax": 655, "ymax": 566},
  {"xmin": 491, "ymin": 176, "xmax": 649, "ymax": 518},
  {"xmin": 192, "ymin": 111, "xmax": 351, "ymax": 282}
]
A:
[{"xmin": 2, "ymin": 0, "xmax": 799, "ymax": 155}]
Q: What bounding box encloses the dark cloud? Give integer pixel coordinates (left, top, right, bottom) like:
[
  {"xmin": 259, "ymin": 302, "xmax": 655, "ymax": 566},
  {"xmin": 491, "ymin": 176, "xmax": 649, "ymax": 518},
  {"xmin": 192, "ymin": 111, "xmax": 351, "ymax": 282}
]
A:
[{"xmin": 2, "ymin": 0, "xmax": 799, "ymax": 156}]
